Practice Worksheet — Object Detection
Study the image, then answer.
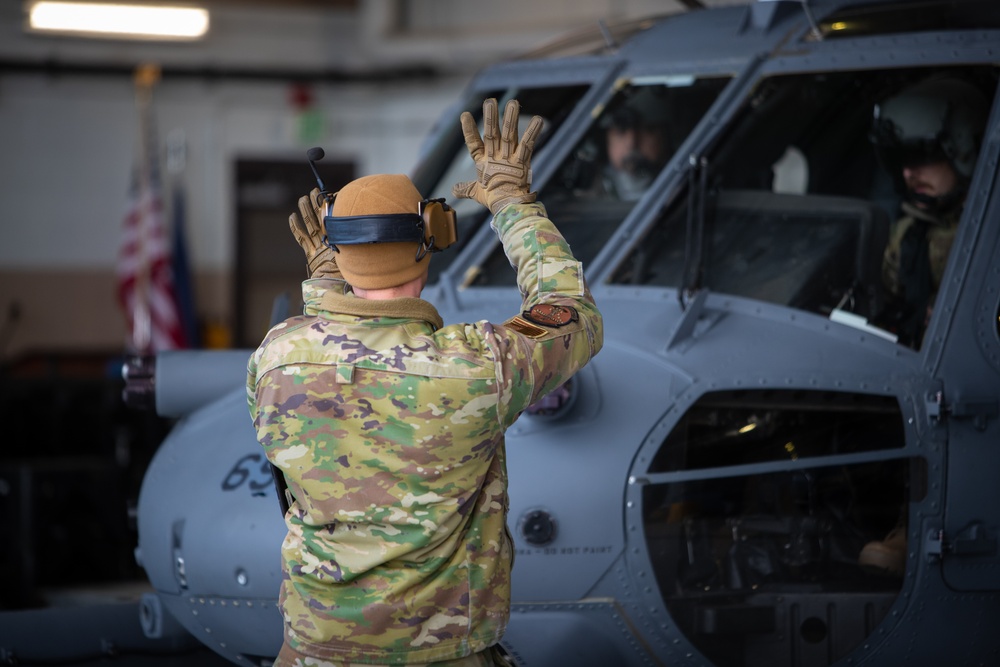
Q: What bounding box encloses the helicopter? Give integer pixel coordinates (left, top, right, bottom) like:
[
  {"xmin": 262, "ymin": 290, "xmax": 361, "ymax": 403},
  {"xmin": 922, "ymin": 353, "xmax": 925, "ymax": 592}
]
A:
[{"xmin": 9, "ymin": 0, "xmax": 1000, "ymax": 665}]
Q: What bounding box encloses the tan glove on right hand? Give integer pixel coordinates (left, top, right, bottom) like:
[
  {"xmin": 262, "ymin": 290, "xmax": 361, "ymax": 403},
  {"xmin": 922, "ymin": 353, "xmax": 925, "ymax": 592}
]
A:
[
  {"xmin": 289, "ymin": 188, "xmax": 340, "ymax": 279},
  {"xmin": 452, "ymin": 98, "xmax": 544, "ymax": 215}
]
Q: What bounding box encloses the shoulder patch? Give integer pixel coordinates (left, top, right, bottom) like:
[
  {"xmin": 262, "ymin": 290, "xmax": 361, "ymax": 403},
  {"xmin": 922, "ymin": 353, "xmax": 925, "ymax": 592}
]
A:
[
  {"xmin": 504, "ymin": 316, "xmax": 548, "ymax": 339},
  {"xmin": 522, "ymin": 304, "xmax": 579, "ymax": 328}
]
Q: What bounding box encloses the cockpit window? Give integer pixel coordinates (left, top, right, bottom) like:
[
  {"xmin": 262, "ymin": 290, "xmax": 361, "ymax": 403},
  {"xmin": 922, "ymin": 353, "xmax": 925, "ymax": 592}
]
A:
[
  {"xmin": 467, "ymin": 76, "xmax": 729, "ymax": 287},
  {"xmin": 416, "ymin": 85, "xmax": 590, "ymax": 284},
  {"xmin": 611, "ymin": 66, "xmax": 997, "ymax": 350},
  {"xmin": 549, "ymin": 78, "xmax": 727, "ymax": 203}
]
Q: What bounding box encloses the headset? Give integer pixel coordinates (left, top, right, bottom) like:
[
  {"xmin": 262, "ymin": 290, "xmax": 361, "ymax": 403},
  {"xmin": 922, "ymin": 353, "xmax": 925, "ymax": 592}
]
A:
[{"xmin": 307, "ymin": 147, "xmax": 457, "ymax": 261}]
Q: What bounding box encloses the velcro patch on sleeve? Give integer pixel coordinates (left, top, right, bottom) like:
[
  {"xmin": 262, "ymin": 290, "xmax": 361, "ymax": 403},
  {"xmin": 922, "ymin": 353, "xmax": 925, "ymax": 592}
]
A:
[
  {"xmin": 522, "ymin": 304, "xmax": 579, "ymax": 327},
  {"xmin": 504, "ymin": 316, "xmax": 549, "ymax": 339}
]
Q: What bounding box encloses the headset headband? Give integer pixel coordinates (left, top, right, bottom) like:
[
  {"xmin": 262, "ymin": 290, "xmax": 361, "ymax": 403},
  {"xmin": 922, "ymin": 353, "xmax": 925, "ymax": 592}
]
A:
[
  {"xmin": 325, "ymin": 213, "xmax": 424, "ymax": 245},
  {"xmin": 304, "ymin": 149, "xmax": 457, "ymax": 260},
  {"xmin": 322, "ymin": 197, "xmax": 457, "ymax": 260}
]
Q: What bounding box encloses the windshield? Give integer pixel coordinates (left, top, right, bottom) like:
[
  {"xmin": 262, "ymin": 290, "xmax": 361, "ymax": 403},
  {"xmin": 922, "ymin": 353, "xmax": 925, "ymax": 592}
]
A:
[
  {"xmin": 611, "ymin": 66, "xmax": 998, "ymax": 349},
  {"xmin": 466, "ymin": 76, "xmax": 730, "ymax": 287},
  {"xmin": 415, "ymin": 84, "xmax": 590, "ymax": 283}
]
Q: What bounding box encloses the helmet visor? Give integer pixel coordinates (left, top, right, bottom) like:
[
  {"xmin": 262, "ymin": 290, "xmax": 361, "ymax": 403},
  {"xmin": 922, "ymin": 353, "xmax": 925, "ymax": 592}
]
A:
[{"xmin": 871, "ymin": 117, "xmax": 948, "ymax": 172}]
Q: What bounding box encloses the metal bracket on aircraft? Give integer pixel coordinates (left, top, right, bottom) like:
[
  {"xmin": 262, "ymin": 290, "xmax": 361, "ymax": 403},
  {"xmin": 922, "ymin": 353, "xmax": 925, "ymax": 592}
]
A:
[
  {"xmin": 667, "ymin": 288, "xmax": 708, "ymax": 350},
  {"xmin": 951, "ymin": 522, "xmax": 999, "ymax": 557},
  {"xmin": 925, "ymin": 390, "xmax": 998, "ymax": 431},
  {"xmin": 924, "ymin": 526, "xmax": 945, "ymax": 563},
  {"xmin": 924, "ymin": 389, "xmax": 946, "ymax": 427},
  {"xmin": 924, "ymin": 522, "xmax": 998, "ymax": 563}
]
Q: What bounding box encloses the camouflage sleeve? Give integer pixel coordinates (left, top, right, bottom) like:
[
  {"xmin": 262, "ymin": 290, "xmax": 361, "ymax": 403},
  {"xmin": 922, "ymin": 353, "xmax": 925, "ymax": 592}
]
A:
[
  {"xmin": 489, "ymin": 202, "xmax": 604, "ymax": 427},
  {"xmin": 246, "ymin": 347, "xmax": 259, "ymax": 418},
  {"xmin": 246, "ymin": 347, "xmax": 269, "ymax": 468}
]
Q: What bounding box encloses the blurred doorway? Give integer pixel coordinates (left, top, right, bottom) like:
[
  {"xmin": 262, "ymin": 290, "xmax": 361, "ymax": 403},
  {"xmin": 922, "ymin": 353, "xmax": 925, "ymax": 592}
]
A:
[{"xmin": 234, "ymin": 158, "xmax": 354, "ymax": 348}]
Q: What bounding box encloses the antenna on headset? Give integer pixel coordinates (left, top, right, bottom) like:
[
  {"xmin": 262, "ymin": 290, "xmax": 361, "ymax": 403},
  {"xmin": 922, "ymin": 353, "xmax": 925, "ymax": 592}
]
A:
[{"xmin": 306, "ymin": 147, "xmax": 331, "ymax": 199}]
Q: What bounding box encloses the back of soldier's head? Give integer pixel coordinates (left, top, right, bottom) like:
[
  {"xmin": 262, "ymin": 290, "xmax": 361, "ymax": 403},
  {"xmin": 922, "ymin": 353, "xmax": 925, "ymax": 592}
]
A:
[{"xmin": 331, "ymin": 174, "xmax": 430, "ymax": 290}]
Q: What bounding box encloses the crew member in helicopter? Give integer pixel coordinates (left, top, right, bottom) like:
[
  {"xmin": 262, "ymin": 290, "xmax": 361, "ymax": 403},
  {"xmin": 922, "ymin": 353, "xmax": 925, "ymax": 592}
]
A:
[
  {"xmin": 599, "ymin": 86, "xmax": 672, "ymax": 201},
  {"xmin": 870, "ymin": 74, "xmax": 990, "ymax": 349},
  {"xmin": 246, "ymin": 98, "xmax": 603, "ymax": 666},
  {"xmin": 860, "ymin": 74, "xmax": 989, "ymax": 574},
  {"xmin": 554, "ymin": 85, "xmax": 672, "ymax": 202}
]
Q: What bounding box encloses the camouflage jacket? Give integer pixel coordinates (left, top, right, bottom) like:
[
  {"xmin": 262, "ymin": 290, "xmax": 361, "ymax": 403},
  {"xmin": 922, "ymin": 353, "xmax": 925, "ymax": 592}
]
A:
[
  {"xmin": 247, "ymin": 202, "xmax": 603, "ymax": 664},
  {"xmin": 882, "ymin": 201, "xmax": 961, "ymax": 302},
  {"xmin": 881, "ymin": 201, "xmax": 962, "ymax": 345}
]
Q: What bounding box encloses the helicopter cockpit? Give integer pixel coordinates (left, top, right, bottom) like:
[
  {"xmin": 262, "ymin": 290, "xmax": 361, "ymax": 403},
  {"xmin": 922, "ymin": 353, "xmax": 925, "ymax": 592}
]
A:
[
  {"xmin": 446, "ymin": 77, "xmax": 731, "ymax": 287},
  {"xmin": 610, "ymin": 65, "xmax": 997, "ymax": 344},
  {"xmin": 419, "ymin": 62, "xmax": 996, "ymax": 357}
]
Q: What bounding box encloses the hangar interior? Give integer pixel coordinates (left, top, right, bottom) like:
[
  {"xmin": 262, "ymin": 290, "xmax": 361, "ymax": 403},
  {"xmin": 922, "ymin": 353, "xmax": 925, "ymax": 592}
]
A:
[{"xmin": 0, "ymin": 0, "xmax": 744, "ymax": 612}]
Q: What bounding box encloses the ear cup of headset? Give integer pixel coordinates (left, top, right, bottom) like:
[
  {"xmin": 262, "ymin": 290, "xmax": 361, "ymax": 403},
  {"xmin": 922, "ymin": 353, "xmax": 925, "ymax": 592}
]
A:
[{"xmin": 421, "ymin": 200, "xmax": 457, "ymax": 251}]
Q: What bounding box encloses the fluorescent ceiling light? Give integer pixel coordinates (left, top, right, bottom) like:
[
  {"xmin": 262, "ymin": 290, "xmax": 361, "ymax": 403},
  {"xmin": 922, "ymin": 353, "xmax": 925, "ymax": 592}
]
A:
[{"xmin": 28, "ymin": 2, "xmax": 209, "ymax": 40}]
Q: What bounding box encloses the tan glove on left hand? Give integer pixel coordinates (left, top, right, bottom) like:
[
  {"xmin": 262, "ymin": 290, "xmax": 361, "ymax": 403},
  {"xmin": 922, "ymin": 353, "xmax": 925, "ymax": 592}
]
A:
[
  {"xmin": 289, "ymin": 188, "xmax": 340, "ymax": 279},
  {"xmin": 452, "ymin": 98, "xmax": 544, "ymax": 215}
]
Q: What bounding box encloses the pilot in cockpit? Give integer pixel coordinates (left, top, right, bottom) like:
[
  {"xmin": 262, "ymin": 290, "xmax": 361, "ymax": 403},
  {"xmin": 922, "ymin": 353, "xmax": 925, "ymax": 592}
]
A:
[
  {"xmin": 554, "ymin": 86, "xmax": 671, "ymax": 203},
  {"xmin": 869, "ymin": 75, "xmax": 989, "ymax": 350},
  {"xmin": 599, "ymin": 87, "xmax": 672, "ymax": 200}
]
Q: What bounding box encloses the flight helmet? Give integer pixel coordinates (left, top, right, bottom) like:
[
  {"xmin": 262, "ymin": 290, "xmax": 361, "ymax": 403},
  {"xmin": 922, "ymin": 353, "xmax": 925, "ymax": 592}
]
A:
[{"xmin": 871, "ymin": 76, "xmax": 989, "ymax": 210}]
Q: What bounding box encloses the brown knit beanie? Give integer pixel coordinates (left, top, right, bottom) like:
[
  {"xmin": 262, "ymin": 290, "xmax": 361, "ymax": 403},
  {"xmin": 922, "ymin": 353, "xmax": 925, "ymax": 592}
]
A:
[{"xmin": 331, "ymin": 174, "xmax": 429, "ymax": 290}]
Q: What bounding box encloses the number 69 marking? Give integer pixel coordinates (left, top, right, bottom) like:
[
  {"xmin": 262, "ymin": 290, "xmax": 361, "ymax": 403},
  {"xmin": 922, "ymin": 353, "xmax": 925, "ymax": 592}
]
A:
[{"xmin": 221, "ymin": 453, "xmax": 273, "ymax": 494}]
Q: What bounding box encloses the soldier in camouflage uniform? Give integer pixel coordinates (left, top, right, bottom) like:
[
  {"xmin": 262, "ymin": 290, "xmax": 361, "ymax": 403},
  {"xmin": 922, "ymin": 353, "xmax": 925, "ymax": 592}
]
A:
[
  {"xmin": 247, "ymin": 98, "xmax": 603, "ymax": 666},
  {"xmin": 870, "ymin": 75, "xmax": 989, "ymax": 349}
]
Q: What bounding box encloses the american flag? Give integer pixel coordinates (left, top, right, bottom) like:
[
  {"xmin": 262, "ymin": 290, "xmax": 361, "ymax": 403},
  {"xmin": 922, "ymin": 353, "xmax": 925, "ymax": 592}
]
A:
[{"xmin": 116, "ymin": 67, "xmax": 187, "ymax": 354}]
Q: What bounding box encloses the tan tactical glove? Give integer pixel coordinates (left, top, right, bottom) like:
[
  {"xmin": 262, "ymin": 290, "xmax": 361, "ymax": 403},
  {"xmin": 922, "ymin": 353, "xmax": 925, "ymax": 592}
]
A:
[
  {"xmin": 452, "ymin": 98, "xmax": 544, "ymax": 215},
  {"xmin": 289, "ymin": 188, "xmax": 340, "ymax": 279}
]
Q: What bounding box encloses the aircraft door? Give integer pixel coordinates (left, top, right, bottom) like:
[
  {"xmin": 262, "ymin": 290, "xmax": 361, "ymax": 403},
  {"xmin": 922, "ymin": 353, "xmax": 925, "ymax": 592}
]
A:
[
  {"xmin": 939, "ymin": 399, "xmax": 1000, "ymax": 591},
  {"xmin": 928, "ymin": 117, "xmax": 1000, "ymax": 590}
]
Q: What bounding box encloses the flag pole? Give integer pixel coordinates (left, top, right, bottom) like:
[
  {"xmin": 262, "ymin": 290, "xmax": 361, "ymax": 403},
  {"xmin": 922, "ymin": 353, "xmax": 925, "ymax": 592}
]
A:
[
  {"xmin": 166, "ymin": 128, "xmax": 199, "ymax": 348},
  {"xmin": 131, "ymin": 63, "xmax": 160, "ymax": 354}
]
